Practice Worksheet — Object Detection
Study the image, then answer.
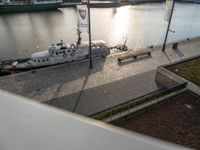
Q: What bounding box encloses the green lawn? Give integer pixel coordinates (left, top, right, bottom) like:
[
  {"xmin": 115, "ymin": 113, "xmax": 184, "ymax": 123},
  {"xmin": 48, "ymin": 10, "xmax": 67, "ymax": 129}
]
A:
[{"xmin": 167, "ymin": 58, "xmax": 200, "ymax": 86}]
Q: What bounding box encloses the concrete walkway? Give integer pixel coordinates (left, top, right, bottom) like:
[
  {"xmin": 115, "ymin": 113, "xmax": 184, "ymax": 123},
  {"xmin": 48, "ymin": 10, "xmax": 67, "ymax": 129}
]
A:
[
  {"xmin": 0, "ymin": 37, "xmax": 200, "ymax": 115},
  {"xmin": 46, "ymin": 70, "xmax": 163, "ymax": 116}
]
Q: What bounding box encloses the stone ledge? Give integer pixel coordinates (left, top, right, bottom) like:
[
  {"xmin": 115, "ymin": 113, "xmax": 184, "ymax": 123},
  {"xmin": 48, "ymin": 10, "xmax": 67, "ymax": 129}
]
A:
[
  {"xmin": 155, "ymin": 66, "xmax": 186, "ymax": 88},
  {"xmin": 155, "ymin": 55, "xmax": 200, "ymax": 96}
]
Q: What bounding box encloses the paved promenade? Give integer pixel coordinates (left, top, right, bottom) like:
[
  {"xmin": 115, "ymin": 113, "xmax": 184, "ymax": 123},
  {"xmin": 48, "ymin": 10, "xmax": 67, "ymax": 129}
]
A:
[
  {"xmin": 46, "ymin": 70, "xmax": 163, "ymax": 116},
  {"xmin": 0, "ymin": 37, "xmax": 200, "ymax": 115}
]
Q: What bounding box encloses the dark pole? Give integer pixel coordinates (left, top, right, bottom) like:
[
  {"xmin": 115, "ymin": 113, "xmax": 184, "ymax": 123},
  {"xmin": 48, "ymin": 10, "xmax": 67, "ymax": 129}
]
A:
[
  {"xmin": 162, "ymin": 0, "xmax": 176, "ymax": 52},
  {"xmin": 88, "ymin": 0, "xmax": 92, "ymax": 68}
]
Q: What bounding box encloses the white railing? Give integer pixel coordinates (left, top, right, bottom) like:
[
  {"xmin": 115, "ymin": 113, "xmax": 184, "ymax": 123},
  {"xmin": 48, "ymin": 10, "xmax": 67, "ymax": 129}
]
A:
[{"xmin": 0, "ymin": 89, "xmax": 191, "ymax": 150}]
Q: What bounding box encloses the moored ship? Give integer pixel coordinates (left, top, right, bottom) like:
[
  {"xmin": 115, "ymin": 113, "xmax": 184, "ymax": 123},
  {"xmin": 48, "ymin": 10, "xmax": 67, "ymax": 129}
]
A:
[
  {"xmin": 24, "ymin": 40, "xmax": 110, "ymax": 68},
  {"xmin": 2, "ymin": 40, "xmax": 110, "ymax": 71},
  {"xmin": 0, "ymin": 0, "xmax": 63, "ymax": 13}
]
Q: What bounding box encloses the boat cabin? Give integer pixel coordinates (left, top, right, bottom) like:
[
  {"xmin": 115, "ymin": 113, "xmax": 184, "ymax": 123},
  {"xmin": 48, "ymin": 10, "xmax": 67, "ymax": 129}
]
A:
[
  {"xmin": 49, "ymin": 41, "xmax": 78, "ymax": 57},
  {"xmin": 25, "ymin": 40, "xmax": 110, "ymax": 67},
  {"xmin": 27, "ymin": 50, "xmax": 50, "ymax": 66}
]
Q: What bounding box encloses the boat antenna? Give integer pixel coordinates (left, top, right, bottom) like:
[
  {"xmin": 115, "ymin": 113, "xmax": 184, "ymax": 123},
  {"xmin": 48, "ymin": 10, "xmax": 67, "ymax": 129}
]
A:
[
  {"xmin": 122, "ymin": 37, "xmax": 128, "ymax": 50},
  {"xmin": 123, "ymin": 37, "xmax": 128, "ymax": 46}
]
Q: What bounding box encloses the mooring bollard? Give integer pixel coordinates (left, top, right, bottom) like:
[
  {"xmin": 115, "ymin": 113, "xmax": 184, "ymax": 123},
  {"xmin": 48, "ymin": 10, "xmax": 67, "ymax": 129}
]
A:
[{"xmin": 172, "ymin": 43, "xmax": 178, "ymax": 49}]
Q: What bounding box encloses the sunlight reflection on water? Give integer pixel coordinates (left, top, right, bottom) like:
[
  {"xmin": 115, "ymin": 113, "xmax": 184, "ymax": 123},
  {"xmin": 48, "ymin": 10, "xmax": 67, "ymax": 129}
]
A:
[{"xmin": 0, "ymin": 3, "xmax": 200, "ymax": 60}]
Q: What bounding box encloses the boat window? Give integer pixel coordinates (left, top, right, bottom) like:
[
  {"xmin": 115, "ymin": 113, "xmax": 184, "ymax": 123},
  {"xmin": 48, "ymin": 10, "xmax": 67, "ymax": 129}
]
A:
[
  {"xmin": 59, "ymin": 51, "xmax": 62, "ymax": 54},
  {"xmin": 63, "ymin": 51, "xmax": 66, "ymax": 54},
  {"xmin": 73, "ymin": 50, "xmax": 76, "ymax": 52},
  {"xmin": 68, "ymin": 50, "xmax": 71, "ymax": 53},
  {"xmin": 38, "ymin": 60, "xmax": 40, "ymax": 63},
  {"xmin": 52, "ymin": 52, "xmax": 54, "ymax": 55},
  {"xmin": 34, "ymin": 60, "xmax": 36, "ymax": 62},
  {"xmin": 60, "ymin": 47, "xmax": 66, "ymax": 50},
  {"xmin": 42, "ymin": 59, "xmax": 45, "ymax": 62},
  {"xmin": 56, "ymin": 52, "xmax": 58, "ymax": 55},
  {"xmin": 46, "ymin": 59, "xmax": 49, "ymax": 61}
]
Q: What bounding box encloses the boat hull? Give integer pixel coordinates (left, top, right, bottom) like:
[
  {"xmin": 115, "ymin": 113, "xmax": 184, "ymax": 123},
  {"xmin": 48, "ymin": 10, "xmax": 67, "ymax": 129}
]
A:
[
  {"xmin": 0, "ymin": 70, "xmax": 12, "ymax": 76},
  {"xmin": 2, "ymin": 52, "xmax": 108, "ymax": 72},
  {"xmin": 0, "ymin": 3, "xmax": 61, "ymax": 13}
]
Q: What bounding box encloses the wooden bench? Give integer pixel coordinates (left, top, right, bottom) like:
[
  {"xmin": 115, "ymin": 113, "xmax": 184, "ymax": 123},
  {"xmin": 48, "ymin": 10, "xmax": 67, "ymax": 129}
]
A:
[{"xmin": 118, "ymin": 50, "xmax": 151, "ymax": 63}]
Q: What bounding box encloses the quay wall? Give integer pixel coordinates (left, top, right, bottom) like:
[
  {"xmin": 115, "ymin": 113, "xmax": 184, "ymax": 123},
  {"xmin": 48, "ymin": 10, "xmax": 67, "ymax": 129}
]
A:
[
  {"xmin": 60, "ymin": 0, "xmax": 200, "ymax": 8},
  {"xmin": 60, "ymin": 0, "xmax": 165, "ymax": 8}
]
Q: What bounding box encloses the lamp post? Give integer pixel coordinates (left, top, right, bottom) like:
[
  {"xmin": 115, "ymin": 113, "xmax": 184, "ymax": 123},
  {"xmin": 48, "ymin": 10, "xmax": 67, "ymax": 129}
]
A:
[
  {"xmin": 162, "ymin": 0, "xmax": 176, "ymax": 52},
  {"xmin": 87, "ymin": 0, "xmax": 92, "ymax": 68}
]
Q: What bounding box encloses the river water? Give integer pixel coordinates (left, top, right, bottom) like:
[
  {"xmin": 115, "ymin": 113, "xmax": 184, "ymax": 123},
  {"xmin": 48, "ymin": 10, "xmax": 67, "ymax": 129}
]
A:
[{"xmin": 0, "ymin": 2, "xmax": 200, "ymax": 60}]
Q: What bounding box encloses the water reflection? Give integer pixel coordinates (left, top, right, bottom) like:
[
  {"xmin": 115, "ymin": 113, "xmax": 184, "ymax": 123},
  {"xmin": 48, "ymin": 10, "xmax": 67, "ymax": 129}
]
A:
[
  {"xmin": 111, "ymin": 7, "xmax": 130, "ymax": 43},
  {"xmin": 169, "ymin": 3, "xmax": 200, "ymax": 41},
  {"xmin": 0, "ymin": 3, "xmax": 200, "ymax": 60}
]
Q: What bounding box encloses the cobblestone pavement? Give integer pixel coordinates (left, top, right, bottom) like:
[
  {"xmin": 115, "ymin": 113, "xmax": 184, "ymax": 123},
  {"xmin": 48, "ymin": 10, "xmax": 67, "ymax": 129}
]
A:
[
  {"xmin": 0, "ymin": 38, "xmax": 199, "ymax": 115},
  {"xmin": 45, "ymin": 70, "xmax": 163, "ymax": 116}
]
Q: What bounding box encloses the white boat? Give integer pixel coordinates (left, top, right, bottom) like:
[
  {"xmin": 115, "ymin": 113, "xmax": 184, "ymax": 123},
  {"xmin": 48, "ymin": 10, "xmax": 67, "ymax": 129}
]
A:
[{"xmin": 23, "ymin": 40, "xmax": 110, "ymax": 68}]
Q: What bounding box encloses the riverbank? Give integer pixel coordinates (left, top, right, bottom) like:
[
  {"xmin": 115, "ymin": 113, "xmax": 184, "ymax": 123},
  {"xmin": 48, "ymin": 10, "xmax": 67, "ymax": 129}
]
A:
[
  {"xmin": 1, "ymin": 3, "xmax": 200, "ymax": 61},
  {"xmin": 60, "ymin": 0, "xmax": 200, "ymax": 8},
  {"xmin": 61, "ymin": 0, "xmax": 165, "ymax": 8}
]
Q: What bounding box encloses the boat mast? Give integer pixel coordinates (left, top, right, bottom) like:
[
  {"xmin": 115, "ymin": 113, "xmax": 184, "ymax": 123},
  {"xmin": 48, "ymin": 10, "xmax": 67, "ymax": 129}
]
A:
[{"xmin": 77, "ymin": 27, "xmax": 82, "ymax": 45}]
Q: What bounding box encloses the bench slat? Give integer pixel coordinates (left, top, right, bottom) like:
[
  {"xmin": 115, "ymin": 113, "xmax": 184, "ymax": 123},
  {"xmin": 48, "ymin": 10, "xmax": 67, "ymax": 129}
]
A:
[{"xmin": 118, "ymin": 50, "xmax": 151, "ymax": 62}]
